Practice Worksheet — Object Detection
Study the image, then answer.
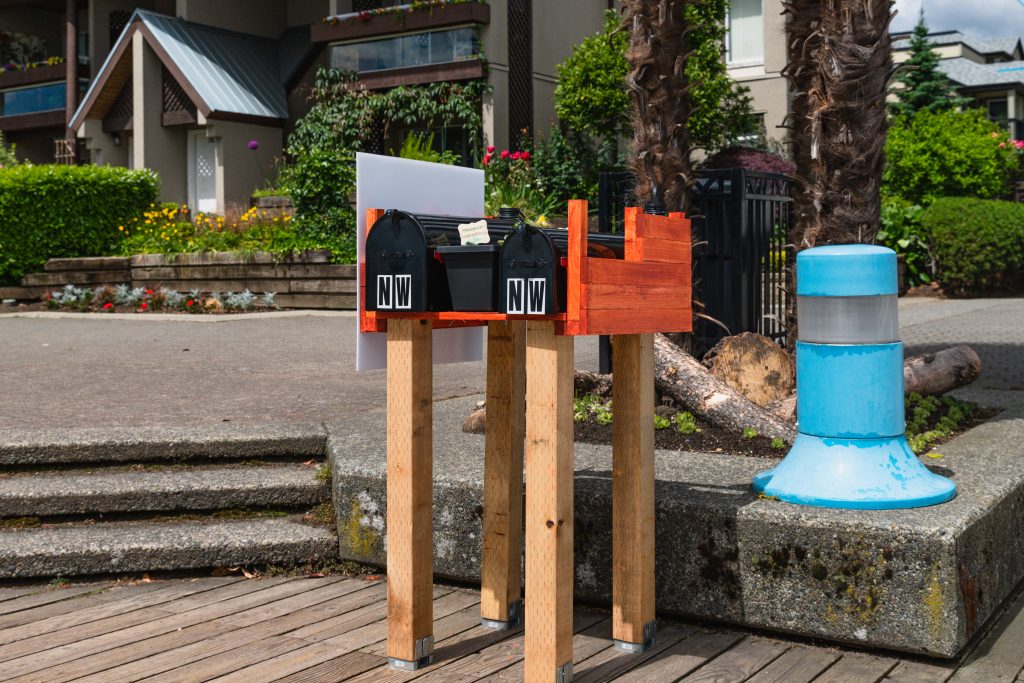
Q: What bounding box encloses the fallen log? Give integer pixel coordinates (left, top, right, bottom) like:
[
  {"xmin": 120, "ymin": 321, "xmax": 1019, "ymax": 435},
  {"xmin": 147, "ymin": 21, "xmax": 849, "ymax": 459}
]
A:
[
  {"xmin": 573, "ymin": 369, "xmax": 614, "ymax": 399},
  {"xmin": 653, "ymin": 334, "xmax": 798, "ymax": 442},
  {"xmin": 702, "ymin": 332, "xmax": 795, "ymax": 407},
  {"xmin": 904, "ymin": 345, "xmax": 982, "ymax": 396}
]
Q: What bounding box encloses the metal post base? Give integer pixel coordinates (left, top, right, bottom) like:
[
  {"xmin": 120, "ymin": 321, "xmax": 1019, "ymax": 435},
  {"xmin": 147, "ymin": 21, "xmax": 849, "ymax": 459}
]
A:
[
  {"xmin": 481, "ymin": 599, "xmax": 524, "ymax": 630},
  {"xmin": 387, "ymin": 635, "xmax": 434, "ymax": 671},
  {"xmin": 613, "ymin": 620, "xmax": 657, "ymax": 653},
  {"xmin": 388, "ymin": 655, "xmax": 433, "ymax": 671},
  {"xmin": 556, "ymin": 660, "xmax": 573, "ymax": 682}
]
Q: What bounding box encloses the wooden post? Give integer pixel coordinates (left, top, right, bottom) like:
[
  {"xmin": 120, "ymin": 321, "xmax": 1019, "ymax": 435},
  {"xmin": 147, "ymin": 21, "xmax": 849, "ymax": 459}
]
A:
[
  {"xmin": 481, "ymin": 320, "xmax": 527, "ymax": 628},
  {"xmin": 611, "ymin": 333, "xmax": 657, "ymax": 652},
  {"xmin": 386, "ymin": 318, "xmax": 434, "ymax": 670},
  {"xmin": 524, "ymin": 320, "xmax": 574, "ymax": 681}
]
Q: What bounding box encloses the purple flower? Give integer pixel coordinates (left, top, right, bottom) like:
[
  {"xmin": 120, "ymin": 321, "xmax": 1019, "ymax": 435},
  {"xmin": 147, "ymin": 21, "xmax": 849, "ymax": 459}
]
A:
[{"xmin": 247, "ymin": 140, "xmax": 259, "ymax": 151}]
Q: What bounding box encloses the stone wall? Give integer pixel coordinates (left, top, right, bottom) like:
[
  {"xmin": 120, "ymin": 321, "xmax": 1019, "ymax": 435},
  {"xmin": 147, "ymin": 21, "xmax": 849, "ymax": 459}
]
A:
[{"xmin": 0, "ymin": 251, "xmax": 356, "ymax": 310}]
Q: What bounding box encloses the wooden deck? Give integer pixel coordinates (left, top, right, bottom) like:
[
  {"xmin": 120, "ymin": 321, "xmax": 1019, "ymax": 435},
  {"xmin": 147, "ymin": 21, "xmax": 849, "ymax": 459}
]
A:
[{"xmin": 0, "ymin": 575, "xmax": 1021, "ymax": 682}]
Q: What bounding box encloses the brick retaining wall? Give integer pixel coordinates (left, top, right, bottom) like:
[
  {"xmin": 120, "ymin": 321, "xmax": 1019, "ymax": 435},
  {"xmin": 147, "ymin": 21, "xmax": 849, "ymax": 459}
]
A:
[{"xmin": 0, "ymin": 251, "xmax": 356, "ymax": 310}]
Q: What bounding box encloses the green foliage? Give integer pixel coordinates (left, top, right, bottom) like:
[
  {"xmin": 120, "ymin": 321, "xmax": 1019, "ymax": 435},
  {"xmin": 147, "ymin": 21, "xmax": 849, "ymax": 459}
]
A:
[
  {"xmin": 396, "ymin": 131, "xmax": 459, "ymax": 165},
  {"xmin": 0, "ymin": 164, "xmax": 157, "ymax": 284},
  {"xmin": 741, "ymin": 427, "xmax": 759, "ymax": 440},
  {"xmin": 878, "ymin": 198, "xmax": 931, "ymax": 286},
  {"xmin": 529, "ymin": 127, "xmax": 596, "ymax": 206},
  {"xmin": 921, "ymin": 196, "xmax": 1024, "ymax": 292},
  {"xmin": 905, "ymin": 393, "xmax": 977, "ymax": 455},
  {"xmin": 681, "ymin": 0, "xmax": 760, "ymax": 152},
  {"xmin": 552, "ymin": 4, "xmax": 758, "ymax": 165},
  {"xmin": 483, "ymin": 147, "xmax": 560, "ymax": 224},
  {"xmin": 0, "ymin": 130, "xmax": 18, "ymax": 168},
  {"xmin": 554, "ymin": 10, "xmax": 631, "ymax": 141},
  {"xmin": 890, "ymin": 14, "xmax": 969, "ymax": 116},
  {"xmin": 770, "ymin": 437, "xmax": 786, "ymax": 451},
  {"xmin": 672, "ymin": 411, "xmax": 701, "ymax": 435},
  {"xmin": 278, "ymin": 149, "xmax": 357, "ymax": 263},
  {"xmin": 883, "ymin": 109, "xmax": 1019, "ymax": 205},
  {"xmin": 573, "ymin": 394, "xmax": 613, "ymax": 425},
  {"xmin": 653, "ymin": 414, "xmax": 671, "ymax": 430}
]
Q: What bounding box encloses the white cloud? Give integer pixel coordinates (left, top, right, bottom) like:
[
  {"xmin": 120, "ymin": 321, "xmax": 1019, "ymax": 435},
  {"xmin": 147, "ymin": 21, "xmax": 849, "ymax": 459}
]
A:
[{"xmin": 891, "ymin": 0, "xmax": 1024, "ymax": 40}]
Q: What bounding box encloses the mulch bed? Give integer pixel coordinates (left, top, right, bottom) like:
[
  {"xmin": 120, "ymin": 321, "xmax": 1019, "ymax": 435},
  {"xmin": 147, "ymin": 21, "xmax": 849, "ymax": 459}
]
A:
[{"xmin": 1, "ymin": 302, "xmax": 283, "ymax": 315}]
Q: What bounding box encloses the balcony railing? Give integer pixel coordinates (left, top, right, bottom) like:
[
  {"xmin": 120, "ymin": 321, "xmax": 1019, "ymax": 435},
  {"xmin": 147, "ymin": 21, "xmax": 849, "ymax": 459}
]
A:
[{"xmin": 0, "ymin": 81, "xmax": 65, "ymax": 117}]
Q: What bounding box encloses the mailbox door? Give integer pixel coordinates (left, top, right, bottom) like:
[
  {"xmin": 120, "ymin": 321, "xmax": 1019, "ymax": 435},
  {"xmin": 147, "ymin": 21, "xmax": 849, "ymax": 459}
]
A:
[
  {"xmin": 366, "ymin": 211, "xmax": 431, "ymax": 312},
  {"xmin": 498, "ymin": 227, "xmax": 566, "ymax": 315}
]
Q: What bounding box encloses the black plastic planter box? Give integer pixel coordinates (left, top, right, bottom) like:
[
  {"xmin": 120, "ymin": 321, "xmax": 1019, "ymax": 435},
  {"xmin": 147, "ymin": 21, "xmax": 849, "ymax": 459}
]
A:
[{"xmin": 437, "ymin": 245, "xmax": 500, "ymax": 311}]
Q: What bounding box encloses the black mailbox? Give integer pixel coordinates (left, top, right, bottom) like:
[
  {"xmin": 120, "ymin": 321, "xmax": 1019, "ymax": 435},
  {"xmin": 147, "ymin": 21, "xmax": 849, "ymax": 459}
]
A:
[
  {"xmin": 499, "ymin": 225, "xmax": 567, "ymax": 315},
  {"xmin": 365, "ymin": 210, "xmax": 452, "ymax": 312}
]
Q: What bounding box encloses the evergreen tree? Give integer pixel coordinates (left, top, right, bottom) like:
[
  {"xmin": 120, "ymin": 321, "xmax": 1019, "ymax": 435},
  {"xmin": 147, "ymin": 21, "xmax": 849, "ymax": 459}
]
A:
[{"xmin": 890, "ymin": 11, "xmax": 970, "ymax": 116}]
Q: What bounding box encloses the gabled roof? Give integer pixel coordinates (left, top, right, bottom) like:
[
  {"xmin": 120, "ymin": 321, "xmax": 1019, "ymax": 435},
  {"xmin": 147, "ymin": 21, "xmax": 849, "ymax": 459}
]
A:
[
  {"xmin": 892, "ymin": 30, "xmax": 1023, "ymax": 60},
  {"xmin": 72, "ymin": 9, "xmax": 314, "ymax": 130},
  {"xmin": 937, "ymin": 57, "xmax": 1024, "ymax": 91}
]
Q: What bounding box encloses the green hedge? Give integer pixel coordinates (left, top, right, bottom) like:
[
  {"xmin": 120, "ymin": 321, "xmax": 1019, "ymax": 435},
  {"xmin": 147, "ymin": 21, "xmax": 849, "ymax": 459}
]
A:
[
  {"xmin": 921, "ymin": 196, "xmax": 1024, "ymax": 293},
  {"xmin": 0, "ymin": 165, "xmax": 158, "ymax": 284}
]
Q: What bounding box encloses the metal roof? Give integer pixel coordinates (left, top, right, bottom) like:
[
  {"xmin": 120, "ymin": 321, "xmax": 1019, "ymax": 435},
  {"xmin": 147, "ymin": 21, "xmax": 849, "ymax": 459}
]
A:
[{"xmin": 73, "ymin": 9, "xmax": 305, "ymax": 126}]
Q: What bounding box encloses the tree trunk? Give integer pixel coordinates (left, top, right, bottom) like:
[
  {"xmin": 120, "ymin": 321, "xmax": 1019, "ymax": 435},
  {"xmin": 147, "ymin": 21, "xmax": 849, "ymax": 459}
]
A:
[
  {"xmin": 904, "ymin": 345, "xmax": 982, "ymax": 396},
  {"xmin": 653, "ymin": 334, "xmax": 798, "ymax": 441},
  {"xmin": 622, "ymin": 0, "xmax": 694, "ymax": 212},
  {"xmin": 701, "ymin": 332, "xmax": 795, "ymax": 407}
]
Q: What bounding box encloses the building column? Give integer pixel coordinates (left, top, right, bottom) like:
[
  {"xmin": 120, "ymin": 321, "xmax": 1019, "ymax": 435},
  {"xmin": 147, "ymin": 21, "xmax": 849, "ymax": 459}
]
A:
[{"xmin": 65, "ymin": 0, "xmax": 77, "ymax": 143}]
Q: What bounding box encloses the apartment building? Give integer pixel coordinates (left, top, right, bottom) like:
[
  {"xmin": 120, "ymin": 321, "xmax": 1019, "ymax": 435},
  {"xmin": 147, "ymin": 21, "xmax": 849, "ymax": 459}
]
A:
[
  {"xmin": 726, "ymin": 1, "xmax": 1024, "ymax": 147},
  {"xmin": 0, "ymin": 0, "xmax": 608, "ymax": 211}
]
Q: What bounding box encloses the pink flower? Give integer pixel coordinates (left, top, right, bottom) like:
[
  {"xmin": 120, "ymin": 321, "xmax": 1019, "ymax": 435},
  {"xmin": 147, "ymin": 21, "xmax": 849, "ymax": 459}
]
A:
[
  {"xmin": 247, "ymin": 140, "xmax": 259, "ymax": 151},
  {"xmin": 140, "ymin": 302, "xmax": 148, "ymax": 311},
  {"xmin": 521, "ymin": 151, "xmax": 531, "ymax": 161},
  {"xmin": 500, "ymin": 150, "xmax": 510, "ymax": 159},
  {"xmin": 103, "ymin": 302, "xmax": 113, "ymax": 310},
  {"xmin": 482, "ymin": 154, "xmax": 492, "ymax": 166},
  {"xmin": 486, "ymin": 145, "xmax": 495, "ymax": 153},
  {"xmin": 512, "ymin": 152, "xmax": 521, "ymax": 160},
  {"xmin": 999, "ymin": 142, "xmax": 1006, "ymax": 149},
  {"xmin": 1014, "ymin": 140, "xmax": 1024, "ymax": 150}
]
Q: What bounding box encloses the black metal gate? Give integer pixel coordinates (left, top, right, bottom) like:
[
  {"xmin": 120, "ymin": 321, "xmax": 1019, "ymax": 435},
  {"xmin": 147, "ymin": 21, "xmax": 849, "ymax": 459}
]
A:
[{"xmin": 597, "ymin": 168, "xmax": 792, "ymax": 356}]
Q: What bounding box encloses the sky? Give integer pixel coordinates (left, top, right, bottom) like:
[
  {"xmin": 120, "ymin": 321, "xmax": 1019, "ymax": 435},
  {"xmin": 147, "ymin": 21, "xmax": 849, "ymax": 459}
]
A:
[{"xmin": 891, "ymin": 0, "xmax": 1024, "ymax": 40}]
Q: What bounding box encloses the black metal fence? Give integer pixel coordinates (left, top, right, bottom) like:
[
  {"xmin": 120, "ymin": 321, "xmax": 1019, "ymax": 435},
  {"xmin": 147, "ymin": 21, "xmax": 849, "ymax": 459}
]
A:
[{"xmin": 597, "ymin": 168, "xmax": 792, "ymax": 356}]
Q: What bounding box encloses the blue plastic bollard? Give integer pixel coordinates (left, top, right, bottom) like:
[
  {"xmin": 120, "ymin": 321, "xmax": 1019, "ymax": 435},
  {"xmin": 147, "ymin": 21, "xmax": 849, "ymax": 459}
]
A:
[{"xmin": 752, "ymin": 245, "xmax": 956, "ymax": 509}]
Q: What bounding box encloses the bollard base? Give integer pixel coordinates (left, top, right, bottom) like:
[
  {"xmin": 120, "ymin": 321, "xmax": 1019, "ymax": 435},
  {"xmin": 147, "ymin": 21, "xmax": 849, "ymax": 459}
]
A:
[{"xmin": 753, "ymin": 433, "xmax": 956, "ymax": 509}]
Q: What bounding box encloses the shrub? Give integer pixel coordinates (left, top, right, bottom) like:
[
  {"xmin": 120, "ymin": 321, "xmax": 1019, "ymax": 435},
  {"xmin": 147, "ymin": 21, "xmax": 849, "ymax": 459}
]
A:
[
  {"xmin": 0, "ymin": 164, "xmax": 158, "ymax": 284},
  {"xmin": 278, "ymin": 149, "xmax": 357, "ymax": 262},
  {"xmin": 878, "ymin": 197, "xmax": 931, "ymax": 286},
  {"xmin": 883, "ymin": 109, "xmax": 1019, "ymax": 205},
  {"xmin": 701, "ymin": 146, "xmax": 796, "ymax": 174},
  {"xmin": 921, "ymin": 196, "xmax": 1024, "ymax": 293}
]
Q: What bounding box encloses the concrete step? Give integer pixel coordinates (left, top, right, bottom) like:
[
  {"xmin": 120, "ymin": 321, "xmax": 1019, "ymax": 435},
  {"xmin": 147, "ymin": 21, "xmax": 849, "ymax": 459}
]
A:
[
  {"xmin": 0, "ymin": 518, "xmax": 336, "ymax": 578},
  {"xmin": 0, "ymin": 464, "xmax": 329, "ymax": 518},
  {"xmin": 0, "ymin": 424, "xmax": 327, "ymax": 466}
]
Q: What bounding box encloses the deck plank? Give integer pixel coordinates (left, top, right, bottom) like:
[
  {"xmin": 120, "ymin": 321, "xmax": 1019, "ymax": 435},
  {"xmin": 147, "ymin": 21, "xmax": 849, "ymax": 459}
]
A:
[
  {"xmin": 744, "ymin": 645, "xmax": 840, "ymax": 683},
  {"xmin": 948, "ymin": 585, "xmax": 1024, "ymax": 683},
  {"xmin": 267, "ymin": 651, "xmax": 389, "ymax": 683},
  {"xmin": 0, "ymin": 584, "xmax": 103, "ymax": 616},
  {"xmin": 612, "ymin": 629, "xmax": 746, "ymax": 683},
  {"xmin": 813, "ymin": 652, "xmax": 897, "ymax": 683},
  {"xmin": 0, "ymin": 587, "xmax": 48, "ymax": 604},
  {"xmin": 31, "ymin": 579, "xmax": 385, "ymax": 683},
  {"xmin": 883, "ymin": 660, "xmax": 958, "ymax": 683},
  {"xmin": 0, "ymin": 577, "xmax": 332, "ymax": 681},
  {"xmin": 474, "ymin": 617, "xmax": 616, "ymax": 681},
  {"xmin": 570, "ymin": 623, "xmax": 693, "ymax": 683},
  {"xmin": 679, "ymin": 636, "xmax": 790, "ymax": 682}
]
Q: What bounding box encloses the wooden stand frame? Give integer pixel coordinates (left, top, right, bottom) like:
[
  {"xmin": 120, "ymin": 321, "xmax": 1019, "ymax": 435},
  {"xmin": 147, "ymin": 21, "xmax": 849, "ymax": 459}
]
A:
[{"xmin": 369, "ymin": 201, "xmax": 691, "ymax": 678}]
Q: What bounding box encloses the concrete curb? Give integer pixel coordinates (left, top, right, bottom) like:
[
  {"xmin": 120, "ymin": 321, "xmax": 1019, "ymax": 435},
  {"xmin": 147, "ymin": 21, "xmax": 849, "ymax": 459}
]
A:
[
  {"xmin": 0, "ymin": 423, "xmax": 328, "ymax": 465},
  {"xmin": 329, "ymin": 394, "xmax": 1024, "ymax": 658}
]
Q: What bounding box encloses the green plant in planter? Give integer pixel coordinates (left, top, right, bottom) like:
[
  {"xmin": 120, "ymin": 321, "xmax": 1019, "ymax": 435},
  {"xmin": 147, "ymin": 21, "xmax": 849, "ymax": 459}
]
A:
[
  {"xmin": 653, "ymin": 414, "xmax": 671, "ymax": 430},
  {"xmin": 672, "ymin": 411, "xmax": 700, "ymax": 434},
  {"xmin": 396, "ymin": 131, "xmax": 459, "ymax": 165},
  {"xmin": 742, "ymin": 427, "xmax": 759, "ymax": 440}
]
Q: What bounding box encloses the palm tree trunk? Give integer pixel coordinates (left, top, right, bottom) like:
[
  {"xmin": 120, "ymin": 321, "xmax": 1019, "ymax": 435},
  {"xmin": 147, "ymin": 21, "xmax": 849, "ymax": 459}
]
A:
[{"xmin": 622, "ymin": 0, "xmax": 695, "ymax": 213}]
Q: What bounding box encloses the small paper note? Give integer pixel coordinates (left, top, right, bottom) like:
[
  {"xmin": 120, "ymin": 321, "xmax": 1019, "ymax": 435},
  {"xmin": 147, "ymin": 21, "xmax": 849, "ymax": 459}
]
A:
[{"xmin": 458, "ymin": 220, "xmax": 490, "ymax": 245}]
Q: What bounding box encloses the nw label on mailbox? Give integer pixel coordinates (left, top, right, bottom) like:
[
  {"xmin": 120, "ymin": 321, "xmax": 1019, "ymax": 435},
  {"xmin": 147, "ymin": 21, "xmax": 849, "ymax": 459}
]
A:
[
  {"xmin": 377, "ymin": 275, "xmax": 392, "ymax": 309},
  {"xmin": 506, "ymin": 278, "xmax": 524, "ymax": 314},
  {"xmin": 527, "ymin": 278, "xmax": 546, "ymax": 314},
  {"xmin": 394, "ymin": 274, "xmax": 412, "ymax": 310},
  {"xmin": 377, "ymin": 274, "xmax": 412, "ymax": 310}
]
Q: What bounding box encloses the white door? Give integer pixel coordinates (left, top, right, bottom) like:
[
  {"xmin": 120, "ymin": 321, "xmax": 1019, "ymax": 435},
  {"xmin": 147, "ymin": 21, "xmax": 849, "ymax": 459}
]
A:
[{"xmin": 189, "ymin": 131, "xmax": 218, "ymax": 213}]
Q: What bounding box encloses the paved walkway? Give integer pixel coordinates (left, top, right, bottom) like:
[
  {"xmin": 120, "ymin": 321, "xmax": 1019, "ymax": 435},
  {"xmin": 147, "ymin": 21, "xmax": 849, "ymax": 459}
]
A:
[
  {"xmin": 0, "ymin": 298, "xmax": 1020, "ymax": 431},
  {"xmin": 0, "ymin": 574, "xmax": 1021, "ymax": 682}
]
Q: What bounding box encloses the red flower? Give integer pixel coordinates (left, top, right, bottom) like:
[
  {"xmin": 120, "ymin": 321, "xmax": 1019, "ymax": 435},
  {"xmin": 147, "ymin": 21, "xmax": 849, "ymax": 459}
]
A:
[
  {"xmin": 511, "ymin": 151, "xmax": 521, "ymax": 160},
  {"xmin": 186, "ymin": 299, "xmax": 194, "ymax": 307},
  {"xmin": 145, "ymin": 289, "xmax": 153, "ymax": 295},
  {"xmin": 103, "ymin": 302, "xmax": 113, "ymax": 310},
  {"xmin": 486, "ymin": 145, "xmax": 495, "ymax": 153},
  {"xmin": 500, "ymin": 150, "xmax": 510, "ymax": 159},
  {"xmin": 140, "ymin": 302, "xmax": 148, "ymax": 311},
  {"xmin": 521, "ymin": 151, "xmax": 531, "ymax": 161},
  {"xmin": 482, "ymin": 153, "xmax": 492, "ymax": 166}
]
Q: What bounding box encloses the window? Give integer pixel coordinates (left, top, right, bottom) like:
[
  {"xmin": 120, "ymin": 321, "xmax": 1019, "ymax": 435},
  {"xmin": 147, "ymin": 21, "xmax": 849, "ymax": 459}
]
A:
[
  {"xmin": 726, "ymin": 0, "xmax": 764, "ymax": 66},
  {"xmin": 0, "ymin": 82, "xmax": 65, "ymax": 117},
  {"xmin": 330, "ymin": 27, "xmax": 478, "ymax": 73},
  {"xmin": 987, "ymin": 98, "xmax": 1009, "ymax": 127}
]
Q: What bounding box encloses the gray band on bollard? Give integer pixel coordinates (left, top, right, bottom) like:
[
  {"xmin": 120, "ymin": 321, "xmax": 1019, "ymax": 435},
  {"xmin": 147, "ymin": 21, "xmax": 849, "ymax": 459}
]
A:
[{"xmin": 797, "ymin": 295, "xmax": 899, "ymax": 344}]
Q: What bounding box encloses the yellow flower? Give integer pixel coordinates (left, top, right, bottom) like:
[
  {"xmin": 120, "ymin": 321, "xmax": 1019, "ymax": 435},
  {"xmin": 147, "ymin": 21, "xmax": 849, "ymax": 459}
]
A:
[{"xmin": 118, "ymin": 225, "xmax": 124, "ymax": 231}]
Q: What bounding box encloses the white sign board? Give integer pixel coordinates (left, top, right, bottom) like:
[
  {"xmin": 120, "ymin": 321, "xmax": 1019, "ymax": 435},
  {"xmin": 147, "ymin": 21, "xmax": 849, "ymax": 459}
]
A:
[{"xmin": 355, "ymin": 153, "xmax": 485, "ymax": 371}]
